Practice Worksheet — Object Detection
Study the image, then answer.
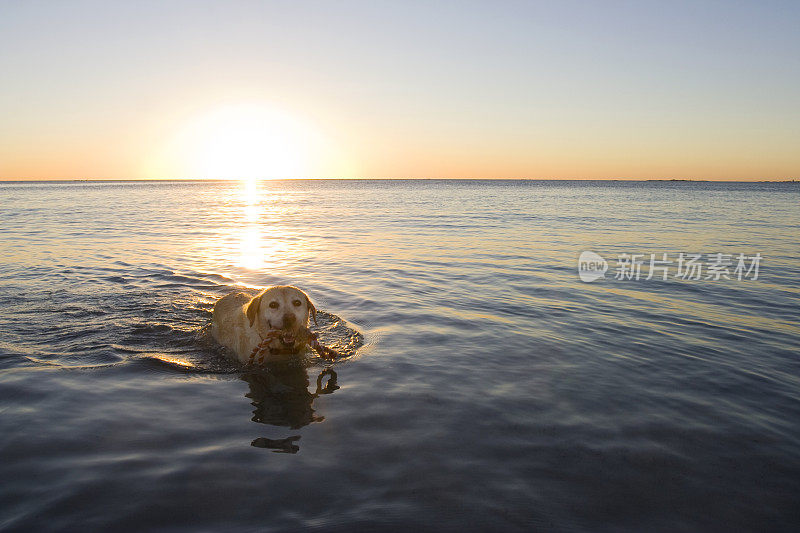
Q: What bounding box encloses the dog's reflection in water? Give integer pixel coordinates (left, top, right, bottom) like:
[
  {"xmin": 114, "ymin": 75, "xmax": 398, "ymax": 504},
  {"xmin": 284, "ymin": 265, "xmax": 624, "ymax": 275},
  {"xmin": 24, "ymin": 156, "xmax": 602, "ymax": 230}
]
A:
[{"xmin": 242, "ymin": 364, "xmax": 339, "ymax": 453}]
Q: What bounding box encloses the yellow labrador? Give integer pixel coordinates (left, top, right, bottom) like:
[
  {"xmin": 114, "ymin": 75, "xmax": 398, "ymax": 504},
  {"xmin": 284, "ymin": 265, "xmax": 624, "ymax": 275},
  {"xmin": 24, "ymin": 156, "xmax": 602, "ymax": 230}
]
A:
[{"xmin": 212, "ymin": 286, "xmax": 320, "ymax": 364}]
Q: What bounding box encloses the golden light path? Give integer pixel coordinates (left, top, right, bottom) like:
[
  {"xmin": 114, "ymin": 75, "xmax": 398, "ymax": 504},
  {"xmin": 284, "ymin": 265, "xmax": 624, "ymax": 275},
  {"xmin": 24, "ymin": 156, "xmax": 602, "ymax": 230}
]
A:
[
  {"xmin": 234, "ymin": 178, "xmax": 300, "ymax": 274},
  {"xmin": 239, "ymin": 178, "xmax": 267, "ymax": 271},
  {"xmin": 188, "ymin": 174, "xmax": 288, "ymax": 275}
]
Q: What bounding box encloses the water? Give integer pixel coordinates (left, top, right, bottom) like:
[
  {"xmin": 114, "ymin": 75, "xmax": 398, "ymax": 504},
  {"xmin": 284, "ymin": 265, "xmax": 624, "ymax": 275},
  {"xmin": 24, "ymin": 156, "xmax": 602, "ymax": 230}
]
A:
[{"xmin": 1, "ymin": 179, "xmax": 799, "ymax": 531}]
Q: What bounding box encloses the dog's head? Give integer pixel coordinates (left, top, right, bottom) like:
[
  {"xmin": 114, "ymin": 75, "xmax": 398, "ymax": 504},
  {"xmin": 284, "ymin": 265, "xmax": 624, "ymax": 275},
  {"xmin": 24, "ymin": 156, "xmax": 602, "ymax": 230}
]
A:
[{"xmin": 246, "ymin": 286, "xmax": 317, "ymax": 349}]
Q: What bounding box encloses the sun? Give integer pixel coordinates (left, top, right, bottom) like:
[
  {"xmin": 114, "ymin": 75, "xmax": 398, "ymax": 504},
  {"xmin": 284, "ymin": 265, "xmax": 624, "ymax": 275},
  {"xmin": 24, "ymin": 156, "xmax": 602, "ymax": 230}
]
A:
[{"xmin": 159, "ymin": 102, "xmax": 318, "ymax": 180}]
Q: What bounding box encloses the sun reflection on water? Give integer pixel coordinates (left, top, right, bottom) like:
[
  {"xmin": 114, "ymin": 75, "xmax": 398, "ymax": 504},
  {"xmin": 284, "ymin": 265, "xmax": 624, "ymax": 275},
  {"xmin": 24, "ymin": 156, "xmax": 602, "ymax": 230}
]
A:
[
  {"xmin": 189, "ymin": 179, "xmax": 315, "ymax": 279},
  {"xmin": 239, "ymin": 226, "xmax": 266, "ymax": 270},
  {"xmin": 239, "ymin": 179, "xmax": 266, "ymax": 270}
]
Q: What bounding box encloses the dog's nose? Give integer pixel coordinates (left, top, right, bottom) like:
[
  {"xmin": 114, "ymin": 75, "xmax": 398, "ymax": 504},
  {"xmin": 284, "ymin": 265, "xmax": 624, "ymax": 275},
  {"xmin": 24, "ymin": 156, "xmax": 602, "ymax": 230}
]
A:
[{"xmin": 282, "ymin": 313, "xmax": 296, "ymax": 328}]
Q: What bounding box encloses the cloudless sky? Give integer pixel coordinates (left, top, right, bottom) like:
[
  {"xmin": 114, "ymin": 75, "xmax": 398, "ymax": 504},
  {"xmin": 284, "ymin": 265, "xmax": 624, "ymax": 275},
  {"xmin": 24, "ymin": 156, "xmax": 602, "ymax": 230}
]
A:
[{"xmin": 1, "ymin": 0, "xmax": 798, "ymax": 180}]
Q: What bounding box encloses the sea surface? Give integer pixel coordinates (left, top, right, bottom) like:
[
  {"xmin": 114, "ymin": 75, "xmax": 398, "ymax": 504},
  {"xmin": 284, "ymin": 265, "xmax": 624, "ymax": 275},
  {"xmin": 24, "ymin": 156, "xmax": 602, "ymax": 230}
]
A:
[{"xmin": 1, "ymin": 179, "xmax": 799, "ymax": 532}]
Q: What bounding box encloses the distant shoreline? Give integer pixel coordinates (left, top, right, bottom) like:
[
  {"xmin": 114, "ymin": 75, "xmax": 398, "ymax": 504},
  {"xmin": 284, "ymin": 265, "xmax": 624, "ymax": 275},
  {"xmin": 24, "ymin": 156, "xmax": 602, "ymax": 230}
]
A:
[{"xmin": 0, "ymin": 178, "xmax": 797, "ymax": 183}]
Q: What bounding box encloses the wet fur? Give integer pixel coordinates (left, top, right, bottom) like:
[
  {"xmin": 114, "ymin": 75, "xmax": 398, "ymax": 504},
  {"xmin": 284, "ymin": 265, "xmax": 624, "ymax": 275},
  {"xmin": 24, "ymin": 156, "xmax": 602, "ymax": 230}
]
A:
[{"xmin": 211, "ymin": 286, "xmax": 317, "ymax": 363}]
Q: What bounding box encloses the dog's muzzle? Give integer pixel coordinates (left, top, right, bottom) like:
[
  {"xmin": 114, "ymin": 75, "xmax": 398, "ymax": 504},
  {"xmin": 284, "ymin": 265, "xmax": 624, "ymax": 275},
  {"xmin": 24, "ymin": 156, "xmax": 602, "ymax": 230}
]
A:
[{"xmin": 278, "ymin": 314, "xmax": 299, "ymax": 346}]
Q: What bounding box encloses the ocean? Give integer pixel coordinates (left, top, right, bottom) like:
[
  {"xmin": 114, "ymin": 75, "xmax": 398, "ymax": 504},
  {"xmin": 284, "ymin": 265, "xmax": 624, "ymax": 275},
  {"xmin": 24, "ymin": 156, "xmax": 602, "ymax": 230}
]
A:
[{"xmin": 1, "ymin": 179, "xmax": 798, "ymax": 531}]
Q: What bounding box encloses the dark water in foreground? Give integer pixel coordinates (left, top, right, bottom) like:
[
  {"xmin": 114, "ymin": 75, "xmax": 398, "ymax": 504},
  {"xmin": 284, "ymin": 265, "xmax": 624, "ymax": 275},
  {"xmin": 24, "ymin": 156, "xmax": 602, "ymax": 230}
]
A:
[{"xmin": 1, "ymin": 179, "xmax": 799, "ymax": 532}]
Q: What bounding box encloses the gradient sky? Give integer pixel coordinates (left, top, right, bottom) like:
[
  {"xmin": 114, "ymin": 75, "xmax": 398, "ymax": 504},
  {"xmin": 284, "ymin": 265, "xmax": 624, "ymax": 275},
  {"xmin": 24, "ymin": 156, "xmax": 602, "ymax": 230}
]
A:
[{"xmin": 1, "ymin": 0, "xmax": 798, "ymax": 180}]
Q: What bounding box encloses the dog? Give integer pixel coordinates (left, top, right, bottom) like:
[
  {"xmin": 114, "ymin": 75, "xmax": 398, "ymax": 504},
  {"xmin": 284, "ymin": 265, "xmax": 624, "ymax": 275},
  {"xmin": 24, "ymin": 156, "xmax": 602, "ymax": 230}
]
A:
[{"xmin": 212, "ymin": 285, "xmax": 321, "ymax": 364}]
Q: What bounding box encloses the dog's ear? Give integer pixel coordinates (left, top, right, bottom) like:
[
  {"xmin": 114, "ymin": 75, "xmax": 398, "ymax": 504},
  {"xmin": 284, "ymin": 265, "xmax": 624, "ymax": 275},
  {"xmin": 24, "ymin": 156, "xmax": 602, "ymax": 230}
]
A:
[
  {"xmin": 305, "ymin": 294, "xmax": 318, "ymax": 327},
  {"xmin": 246, "ymin": 293, "xmax": 262, "ymax": 327}
]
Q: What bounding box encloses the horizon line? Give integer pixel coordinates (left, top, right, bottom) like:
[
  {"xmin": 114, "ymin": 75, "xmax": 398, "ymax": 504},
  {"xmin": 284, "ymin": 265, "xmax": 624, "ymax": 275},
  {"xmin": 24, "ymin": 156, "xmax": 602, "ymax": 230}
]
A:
[{"xmin": 1, "ymin": 177, "xmax": 798, "ymax": 183}]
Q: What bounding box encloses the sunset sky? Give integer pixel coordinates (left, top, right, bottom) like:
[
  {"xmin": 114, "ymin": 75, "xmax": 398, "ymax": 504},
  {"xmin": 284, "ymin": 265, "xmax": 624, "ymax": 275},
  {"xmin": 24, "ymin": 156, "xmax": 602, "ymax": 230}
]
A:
[{"xmin": 1, "ymin": 0, "xmax": 798, "ymax": 181}]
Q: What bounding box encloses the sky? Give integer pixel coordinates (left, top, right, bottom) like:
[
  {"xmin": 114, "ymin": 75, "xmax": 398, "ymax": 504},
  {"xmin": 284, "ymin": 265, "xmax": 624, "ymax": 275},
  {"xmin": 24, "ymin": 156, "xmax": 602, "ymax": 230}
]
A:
[{"xmin": 0, "ymin": 0, "xmax": 798, "ymax": 180}]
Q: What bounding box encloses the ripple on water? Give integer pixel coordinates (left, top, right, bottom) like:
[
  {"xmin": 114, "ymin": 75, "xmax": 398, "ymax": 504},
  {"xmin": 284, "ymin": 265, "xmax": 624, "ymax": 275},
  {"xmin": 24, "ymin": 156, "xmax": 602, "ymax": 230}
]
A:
[
  {"xmin": 2, "ymin": 180, "xmax": 800, "ymax": 531},
  {"xmin": 0, "ymin": 268, "xmax": 364, "ymax": 374}
]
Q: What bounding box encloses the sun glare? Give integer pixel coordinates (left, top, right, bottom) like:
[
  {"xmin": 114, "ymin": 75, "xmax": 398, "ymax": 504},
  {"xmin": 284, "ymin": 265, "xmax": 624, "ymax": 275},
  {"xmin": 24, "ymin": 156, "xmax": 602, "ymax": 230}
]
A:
[{"xmin": 160, "ymin": 102, "xmax": 320, "ymax": 180}]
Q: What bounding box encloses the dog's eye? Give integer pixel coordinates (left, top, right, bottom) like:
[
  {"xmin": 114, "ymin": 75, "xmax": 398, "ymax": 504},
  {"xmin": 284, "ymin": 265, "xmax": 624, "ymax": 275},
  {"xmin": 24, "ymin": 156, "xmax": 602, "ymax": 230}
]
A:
[
  {"xmin": 269, "ymin": 301, "xmax": 279, "ymax": 309},
  {"xmin": 292, "ymin": 299, "xmax": 302, "ymax": 307}
]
